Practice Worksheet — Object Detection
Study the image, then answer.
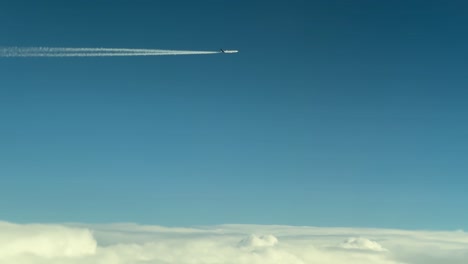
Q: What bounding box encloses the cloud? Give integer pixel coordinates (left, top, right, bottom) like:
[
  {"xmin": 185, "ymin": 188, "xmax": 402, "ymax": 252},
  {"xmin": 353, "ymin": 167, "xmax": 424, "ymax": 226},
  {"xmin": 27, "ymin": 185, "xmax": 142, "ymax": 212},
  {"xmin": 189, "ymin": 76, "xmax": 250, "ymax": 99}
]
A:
[
  {"xmin": 0, "ymin": 221, "xmax": 96, "ymax": 259},
  {"xmin": 238, "ymin": 234, "xmax": 279, "ymax": 248},
  {"xmin": 0, "ymin": 220, "xmax": 467, "ymax": 264},
  {"xmin": 340, "ymin": 237, "xmax": 387, "ymax": 252}
]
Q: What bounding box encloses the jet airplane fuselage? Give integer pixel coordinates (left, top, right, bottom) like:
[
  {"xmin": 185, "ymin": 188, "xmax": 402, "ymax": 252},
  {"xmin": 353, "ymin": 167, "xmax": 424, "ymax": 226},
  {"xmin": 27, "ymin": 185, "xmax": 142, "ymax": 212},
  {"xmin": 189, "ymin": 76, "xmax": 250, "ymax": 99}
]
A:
[{"xmin": 220, "ymin": 49, "xmax": 239, "ymax": 54}]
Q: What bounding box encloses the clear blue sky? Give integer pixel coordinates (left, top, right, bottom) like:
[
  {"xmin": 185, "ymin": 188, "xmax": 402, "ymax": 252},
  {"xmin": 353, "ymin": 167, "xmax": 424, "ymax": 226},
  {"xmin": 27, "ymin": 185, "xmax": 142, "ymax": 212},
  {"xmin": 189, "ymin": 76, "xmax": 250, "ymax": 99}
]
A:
[{"xmin": 0, "ymin": 0, "xmax": 467, "ymax": 229}]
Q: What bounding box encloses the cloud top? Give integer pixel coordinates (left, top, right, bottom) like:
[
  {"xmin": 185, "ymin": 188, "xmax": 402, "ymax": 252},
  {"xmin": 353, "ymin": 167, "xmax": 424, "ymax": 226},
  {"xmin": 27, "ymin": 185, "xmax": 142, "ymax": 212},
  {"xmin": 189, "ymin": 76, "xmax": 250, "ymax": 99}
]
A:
[
  {"xmin": 0, "ymin": 220, "xmax": 467, "ymax": 264},
  {"xmin": 0, "ymin": 221, "xmax": 96, "ymax": 259},
  {"xmin": 340, "ymin": 237, "xmax": 387, "ymax": 252},
  {"xmin": 238, "ymin": 234, "xmax": 279, "ymax": 248}
]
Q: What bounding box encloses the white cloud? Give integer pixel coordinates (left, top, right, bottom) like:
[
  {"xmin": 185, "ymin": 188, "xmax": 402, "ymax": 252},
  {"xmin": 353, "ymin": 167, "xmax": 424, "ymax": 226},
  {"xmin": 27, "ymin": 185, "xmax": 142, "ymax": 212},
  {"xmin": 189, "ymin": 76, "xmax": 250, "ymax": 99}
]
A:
[
  {"xmin": 340, "ymin": 237, "xmax": 387, "ymax": 252},
  {"xmin": 0, "ymin": 221, "xmax": 96, "ymax": 259},
  {"xmin": 238, "ymin": 234, "xmax": 279, "ymax": 248},
  {"xmin": 0, "ymin": 220, "xmax": 467, "ymax": 264}
]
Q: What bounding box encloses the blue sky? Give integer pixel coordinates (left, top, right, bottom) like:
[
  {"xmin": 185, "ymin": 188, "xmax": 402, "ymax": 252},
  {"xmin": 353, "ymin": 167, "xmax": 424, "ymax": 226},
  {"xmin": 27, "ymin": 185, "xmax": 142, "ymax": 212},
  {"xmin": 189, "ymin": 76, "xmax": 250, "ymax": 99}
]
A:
[{"xmin": 0, "ymin": 0, "xmax": 467, "ymax": 229}]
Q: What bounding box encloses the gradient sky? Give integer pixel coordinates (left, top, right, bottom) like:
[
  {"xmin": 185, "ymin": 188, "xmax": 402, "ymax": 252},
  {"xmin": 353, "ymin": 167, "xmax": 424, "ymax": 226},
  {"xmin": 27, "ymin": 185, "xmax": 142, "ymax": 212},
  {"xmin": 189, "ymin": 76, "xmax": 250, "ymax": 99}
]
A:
[{"xmin": 0, "ymin": 0, "xmax": 467, "ymax": 229}]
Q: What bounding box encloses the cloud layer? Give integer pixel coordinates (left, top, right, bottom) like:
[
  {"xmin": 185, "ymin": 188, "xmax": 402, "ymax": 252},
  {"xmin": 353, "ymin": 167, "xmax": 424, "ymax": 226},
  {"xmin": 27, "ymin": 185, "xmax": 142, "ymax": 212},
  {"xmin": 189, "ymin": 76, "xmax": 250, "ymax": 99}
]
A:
[{"xmin": 0, "ymin": 221, "xmax": 467, "ymax": 264}]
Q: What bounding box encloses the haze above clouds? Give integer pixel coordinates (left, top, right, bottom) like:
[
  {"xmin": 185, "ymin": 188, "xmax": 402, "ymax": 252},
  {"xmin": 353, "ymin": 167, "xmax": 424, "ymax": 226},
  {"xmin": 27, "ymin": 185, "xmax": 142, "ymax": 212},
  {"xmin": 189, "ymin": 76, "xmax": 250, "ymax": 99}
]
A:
[{"xmin": 1, "ymin": 221, "xmax": 467, "ymax": 264}]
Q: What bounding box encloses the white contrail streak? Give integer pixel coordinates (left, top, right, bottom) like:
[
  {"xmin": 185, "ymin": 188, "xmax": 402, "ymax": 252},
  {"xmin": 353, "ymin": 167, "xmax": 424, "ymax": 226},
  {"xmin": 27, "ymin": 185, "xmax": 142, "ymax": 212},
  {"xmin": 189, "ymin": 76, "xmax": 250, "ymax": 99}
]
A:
[{"xmin": 0, "ymin": 47, "xmax": 221, "ymax": 57}]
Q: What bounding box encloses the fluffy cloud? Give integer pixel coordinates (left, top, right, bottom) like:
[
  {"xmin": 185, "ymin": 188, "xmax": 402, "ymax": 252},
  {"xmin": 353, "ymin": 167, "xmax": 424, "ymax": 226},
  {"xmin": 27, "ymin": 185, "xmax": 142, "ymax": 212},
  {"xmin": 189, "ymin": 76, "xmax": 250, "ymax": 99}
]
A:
[
  {"xmin": 0, "ymin": 221, "xmax": 467, "ymax": 264},
  {"xmin": 238, "ymin": 234, "xmax": 279, "ymax": 248},
  {"xmin": 340, "ymin": 237, "xmax": 387, "ymax": 252},
  {"xmin": 0, "ymin": 222, "xmax": 96, "ymax": 259}
]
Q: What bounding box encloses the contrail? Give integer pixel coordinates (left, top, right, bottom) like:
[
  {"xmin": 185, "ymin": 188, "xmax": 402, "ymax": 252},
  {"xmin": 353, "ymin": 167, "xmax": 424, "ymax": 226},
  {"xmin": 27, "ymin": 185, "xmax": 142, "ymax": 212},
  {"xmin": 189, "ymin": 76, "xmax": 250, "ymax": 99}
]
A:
[{"xmin": 0, "ymin": 47, "xmax": 221, "ymax": 57}]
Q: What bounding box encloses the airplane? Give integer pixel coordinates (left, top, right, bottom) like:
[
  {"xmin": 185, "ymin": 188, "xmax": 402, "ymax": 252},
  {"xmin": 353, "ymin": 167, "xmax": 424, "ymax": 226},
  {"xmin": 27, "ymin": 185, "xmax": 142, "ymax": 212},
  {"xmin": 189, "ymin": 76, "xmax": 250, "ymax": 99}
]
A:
[{"xmin": 220, "ymin": 49, "xmax": 239, "ymax": 54}]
